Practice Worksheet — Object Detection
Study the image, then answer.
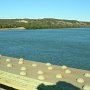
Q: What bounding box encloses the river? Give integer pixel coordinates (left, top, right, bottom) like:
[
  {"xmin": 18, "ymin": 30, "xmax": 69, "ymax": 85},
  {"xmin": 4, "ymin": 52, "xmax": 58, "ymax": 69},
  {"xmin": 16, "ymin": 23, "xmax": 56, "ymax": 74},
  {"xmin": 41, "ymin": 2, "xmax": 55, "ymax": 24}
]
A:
[{"xmin": 0, "ymin": 28, "xmax": 90, "ymax": 70}]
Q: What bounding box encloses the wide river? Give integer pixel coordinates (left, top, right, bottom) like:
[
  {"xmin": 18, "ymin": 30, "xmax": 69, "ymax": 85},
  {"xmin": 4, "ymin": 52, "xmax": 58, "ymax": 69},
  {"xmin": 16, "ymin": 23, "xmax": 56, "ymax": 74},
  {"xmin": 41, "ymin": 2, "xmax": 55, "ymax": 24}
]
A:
[{"xmin": 0, "ymin": 28, "xmax": 90, "ymax": 70}]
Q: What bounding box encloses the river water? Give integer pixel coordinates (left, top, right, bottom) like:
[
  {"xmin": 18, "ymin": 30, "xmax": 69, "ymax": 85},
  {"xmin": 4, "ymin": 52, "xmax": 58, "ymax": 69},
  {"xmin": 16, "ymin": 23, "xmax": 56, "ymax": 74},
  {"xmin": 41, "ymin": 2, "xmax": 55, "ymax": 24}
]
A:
[{"xmin": 0, "ymin": 28, "xmax": 90, "ymax": 70}]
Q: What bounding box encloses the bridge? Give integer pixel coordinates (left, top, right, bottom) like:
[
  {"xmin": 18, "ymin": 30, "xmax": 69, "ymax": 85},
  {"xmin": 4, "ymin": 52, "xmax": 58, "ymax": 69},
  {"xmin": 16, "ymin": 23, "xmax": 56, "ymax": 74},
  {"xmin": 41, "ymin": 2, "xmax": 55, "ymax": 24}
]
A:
[{"xmin": 0, "ymin": 55, "xmax": 90, "ymax": 90}]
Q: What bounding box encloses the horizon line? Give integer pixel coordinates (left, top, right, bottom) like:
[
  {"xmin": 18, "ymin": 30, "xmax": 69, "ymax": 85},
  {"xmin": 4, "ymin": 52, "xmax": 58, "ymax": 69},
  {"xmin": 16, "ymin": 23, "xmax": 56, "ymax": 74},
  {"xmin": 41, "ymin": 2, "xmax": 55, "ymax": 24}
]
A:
[{"xmin": 0, "ymin": 18, "xmax": 90, "ymax": 22}]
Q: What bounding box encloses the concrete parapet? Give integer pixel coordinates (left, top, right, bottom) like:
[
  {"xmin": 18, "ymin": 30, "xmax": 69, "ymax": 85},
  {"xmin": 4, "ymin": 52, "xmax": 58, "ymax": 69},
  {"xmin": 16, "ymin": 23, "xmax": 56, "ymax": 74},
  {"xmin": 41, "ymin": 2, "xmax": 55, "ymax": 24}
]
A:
[{"xmin": 0, "ymin": 55, "xmax": 90, "ymax": 90}]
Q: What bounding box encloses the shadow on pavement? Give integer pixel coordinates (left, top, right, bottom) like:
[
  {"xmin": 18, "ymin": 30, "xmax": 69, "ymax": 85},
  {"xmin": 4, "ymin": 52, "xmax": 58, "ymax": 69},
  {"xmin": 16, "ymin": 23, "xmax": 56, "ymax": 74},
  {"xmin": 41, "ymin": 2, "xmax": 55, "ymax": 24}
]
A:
[
  {"xmin": 37, "ymin": 81, "xmax": 81, "ymax": 90},
  {"xmin": 0, "ymin": 84, "xmax": 18, "ymax": 90}
]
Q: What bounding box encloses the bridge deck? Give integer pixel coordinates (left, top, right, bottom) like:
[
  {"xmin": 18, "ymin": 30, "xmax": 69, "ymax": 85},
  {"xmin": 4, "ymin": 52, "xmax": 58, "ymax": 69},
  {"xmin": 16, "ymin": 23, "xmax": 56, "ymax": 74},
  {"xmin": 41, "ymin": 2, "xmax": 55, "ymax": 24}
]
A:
[{"xmin": 0, "ymin": 55, "xmax": 90, "ymax": 90}]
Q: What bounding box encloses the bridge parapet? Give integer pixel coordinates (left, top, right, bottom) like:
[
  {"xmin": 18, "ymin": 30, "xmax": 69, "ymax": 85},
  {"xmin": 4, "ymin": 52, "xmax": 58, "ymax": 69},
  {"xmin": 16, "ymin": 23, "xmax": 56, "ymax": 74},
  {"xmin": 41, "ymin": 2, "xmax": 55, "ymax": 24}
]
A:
[{"xmin": 0, "ymin": 55, "xmax": 90, "ymax": 90}]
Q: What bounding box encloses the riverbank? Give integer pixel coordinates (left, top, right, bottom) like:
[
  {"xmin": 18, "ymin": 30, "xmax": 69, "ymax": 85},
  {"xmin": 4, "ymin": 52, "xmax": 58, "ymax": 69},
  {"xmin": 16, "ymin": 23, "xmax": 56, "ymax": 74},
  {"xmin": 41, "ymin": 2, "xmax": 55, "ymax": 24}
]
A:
[
  {"xmin": 0, "ymin": 27, "xmax": 26, "ymax": 30},
  {"xmin": 0, "ymin": 19, "xmax": 90, "ymax": 30}
]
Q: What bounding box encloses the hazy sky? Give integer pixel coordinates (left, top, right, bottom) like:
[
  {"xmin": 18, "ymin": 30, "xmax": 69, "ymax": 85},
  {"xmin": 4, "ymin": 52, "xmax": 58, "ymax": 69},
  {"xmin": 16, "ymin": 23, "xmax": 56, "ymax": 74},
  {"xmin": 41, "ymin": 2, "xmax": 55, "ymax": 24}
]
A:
[{"xmin": 0, "ymin": 0, "xmax": 90, "ymax": 21}]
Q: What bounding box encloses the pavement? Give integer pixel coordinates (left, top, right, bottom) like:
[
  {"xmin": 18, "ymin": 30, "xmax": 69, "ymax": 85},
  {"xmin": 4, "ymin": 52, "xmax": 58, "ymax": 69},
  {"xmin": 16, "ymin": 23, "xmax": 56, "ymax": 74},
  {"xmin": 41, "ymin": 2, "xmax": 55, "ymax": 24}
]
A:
[{"xmin": 0, "ymin": 55, "xmax": 90, "ymax": 90}]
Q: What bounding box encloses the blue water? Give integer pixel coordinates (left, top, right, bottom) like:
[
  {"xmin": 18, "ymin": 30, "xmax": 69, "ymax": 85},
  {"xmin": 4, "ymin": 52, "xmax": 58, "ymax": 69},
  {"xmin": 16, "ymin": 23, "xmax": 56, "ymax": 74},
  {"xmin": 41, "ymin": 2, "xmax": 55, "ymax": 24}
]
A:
[{"xmin": 0, "ymin": 28, "xmax": 90, "ymax": 70}]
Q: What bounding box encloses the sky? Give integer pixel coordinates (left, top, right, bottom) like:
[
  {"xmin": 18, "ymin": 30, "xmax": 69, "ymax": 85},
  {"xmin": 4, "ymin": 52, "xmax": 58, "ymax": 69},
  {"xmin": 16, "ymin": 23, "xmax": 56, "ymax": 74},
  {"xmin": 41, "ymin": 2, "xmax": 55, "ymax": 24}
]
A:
[{"xmin": 0, "ymin": 0, "xmax": 90, "ymax": 21}]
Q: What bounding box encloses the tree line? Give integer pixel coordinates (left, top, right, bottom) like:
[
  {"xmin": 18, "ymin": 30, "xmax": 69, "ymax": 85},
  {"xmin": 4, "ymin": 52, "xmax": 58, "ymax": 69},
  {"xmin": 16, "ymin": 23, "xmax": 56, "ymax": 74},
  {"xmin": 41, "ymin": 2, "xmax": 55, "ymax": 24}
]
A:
[{"xmin": 0, "ymin": 19, "xmax": 90, "ymax": 29}]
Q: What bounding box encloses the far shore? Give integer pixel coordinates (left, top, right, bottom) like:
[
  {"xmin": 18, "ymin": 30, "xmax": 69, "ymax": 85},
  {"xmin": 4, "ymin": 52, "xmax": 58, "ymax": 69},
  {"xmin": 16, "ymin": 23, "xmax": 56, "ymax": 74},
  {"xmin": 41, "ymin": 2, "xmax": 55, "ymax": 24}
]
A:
[
  {"xmin": 0, "ymin": 27, "xmax": 26, "ymax": 30},
  {"xmin": 0, "ymin": 27, "xmax": 89, "ymax": 30}
]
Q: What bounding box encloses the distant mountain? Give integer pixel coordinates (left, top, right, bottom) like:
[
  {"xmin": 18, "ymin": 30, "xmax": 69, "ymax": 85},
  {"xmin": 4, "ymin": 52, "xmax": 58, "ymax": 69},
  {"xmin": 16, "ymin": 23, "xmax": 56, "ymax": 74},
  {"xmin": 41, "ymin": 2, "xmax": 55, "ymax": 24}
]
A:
[{"xmin": 0, "ymin": 18, "xmax": 90, "ymax": 29}]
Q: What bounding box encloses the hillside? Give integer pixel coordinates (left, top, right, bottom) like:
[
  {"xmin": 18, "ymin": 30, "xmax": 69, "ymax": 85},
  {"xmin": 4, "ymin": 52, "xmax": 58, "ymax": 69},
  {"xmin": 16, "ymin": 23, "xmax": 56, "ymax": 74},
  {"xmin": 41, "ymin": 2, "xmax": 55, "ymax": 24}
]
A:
[{"xmin": 0, "ymin": 18, "xmax": 90, "ymax": 29}]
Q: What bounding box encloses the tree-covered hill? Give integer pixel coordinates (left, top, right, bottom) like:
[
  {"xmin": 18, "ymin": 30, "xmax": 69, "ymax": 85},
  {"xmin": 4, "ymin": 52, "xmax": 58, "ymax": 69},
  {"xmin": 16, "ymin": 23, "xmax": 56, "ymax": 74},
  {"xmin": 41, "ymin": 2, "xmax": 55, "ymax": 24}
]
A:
[{"xmin": 0, "ymin": 18, "xmax": 90, "ymax": 29}]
